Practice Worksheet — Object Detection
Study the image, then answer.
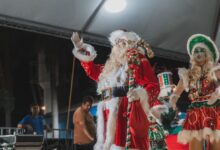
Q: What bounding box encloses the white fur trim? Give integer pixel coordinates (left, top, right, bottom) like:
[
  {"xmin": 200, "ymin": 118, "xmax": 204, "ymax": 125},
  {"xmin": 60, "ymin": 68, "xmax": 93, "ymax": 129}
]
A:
[
  {"xmin": 214, "ymin": 130, "xmax": 220, "ymax": 141},
  {"xmin": 108, "ymin": 30, "xmax": 141, "ymax": 46},
  {"xmin": 178, "ymin": 130, "xmax": 202, "ymax": 144},
  {"xmin": 72, "ymin": 43, "xmax": 97, "ymax": 62},
  {"xmin": 97, "ymin": 63, "xmax": 128, "ymax": 93},
  {"xmin": 178, "ymin": 68, "xmax": 189, "ymax": 92},
  {"xmin": 207, "ymin": 87, "xmax": 220, "ymax": 105},
  {"xmin": 109, "ymin": 30, "xmax": 125, "ymax": 46},
  {"xmin": 94, "ymin": 99, "xmax": 119, "ymax": 150},
  {"xmin": 120, "ymin": 31, "xmax": 141, "ymax": 42},
  {"xmin": 203, "ymin": 128, "xmax": 215, "ymax": 143},
  {"xmin": 187, "ymin": 34, "xmax": 219, "ymax": 63},
  {"xmin": 178, "ymin": 127, "xmax": 218, "ymax": 144},
  {"xmin": 103, "ymin": 98, "xmax": 119, "ymax": 150},
  {"xmin": 210, "ymin": 64, "xmax": 220, "ymax": 81},
  {"xmin": 110, "ymin": 144, "xmax": 139, "ymax": 150},
  {"xmin": 110, "ymin": 145, "xmax": 124, "ymax": 150},
  {"xmin": 94, "ymin": 102, "xmax": 105, "ymax": 150},
  {"xmin": 131, "ymin": 86, "xmax": 150, "ymax": 114}
]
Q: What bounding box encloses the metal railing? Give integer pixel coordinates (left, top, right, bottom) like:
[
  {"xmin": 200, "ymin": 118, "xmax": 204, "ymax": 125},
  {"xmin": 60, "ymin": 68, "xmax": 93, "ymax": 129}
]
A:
[
  {"xmin": 0, "ymin": 127, "xmax": 25, "ymax": 136},
  {"xmin": 43, "ymin": 129, "xmax": 73, "ymax": 150},
  {"xmin": 0, "ymin": 127, "xmax": 73, "ymax": 150},
  {"xmin": 0, "ymin": 127, "xmax": 25, "ymax": 150}
]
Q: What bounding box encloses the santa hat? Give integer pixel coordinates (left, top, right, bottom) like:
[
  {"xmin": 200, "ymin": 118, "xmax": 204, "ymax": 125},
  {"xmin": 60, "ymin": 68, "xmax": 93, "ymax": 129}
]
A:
[
  {"xmin": 108, "ymin": 30, "xmax": 141, "ymax": 46},
  {"xmin": 187, "ymin": 34, "xmax": 219, "ymax": 63}
]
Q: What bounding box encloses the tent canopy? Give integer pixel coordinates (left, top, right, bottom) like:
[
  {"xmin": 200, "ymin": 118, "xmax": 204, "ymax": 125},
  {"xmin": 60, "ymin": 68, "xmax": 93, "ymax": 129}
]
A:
[{"xmin": 0, "ymin": 0, "xmax": 219, "ymax": 61}]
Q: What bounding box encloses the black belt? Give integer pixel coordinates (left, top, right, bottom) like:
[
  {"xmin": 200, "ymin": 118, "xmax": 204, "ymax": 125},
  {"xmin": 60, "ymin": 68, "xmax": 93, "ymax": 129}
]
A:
[{"xmin": 101, "ymin": 86, "xmax": 129, "ymax": 100}]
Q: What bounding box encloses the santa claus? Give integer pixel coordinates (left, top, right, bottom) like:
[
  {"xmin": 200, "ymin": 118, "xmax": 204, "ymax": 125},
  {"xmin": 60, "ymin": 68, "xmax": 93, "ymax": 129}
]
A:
[{"xmin": 71, "ymin": 30, "xmax": 166, "ymax": 150}]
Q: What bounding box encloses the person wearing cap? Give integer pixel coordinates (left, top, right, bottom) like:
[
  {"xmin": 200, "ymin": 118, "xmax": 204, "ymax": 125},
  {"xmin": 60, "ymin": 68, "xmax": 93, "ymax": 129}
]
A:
[
  {"xmin": 169, "ymin": 34, "xmax": 220, "ymax": 150},
  {"xmin": 70, "ymin": 30, "xmax": 167, "ymax": 150}
]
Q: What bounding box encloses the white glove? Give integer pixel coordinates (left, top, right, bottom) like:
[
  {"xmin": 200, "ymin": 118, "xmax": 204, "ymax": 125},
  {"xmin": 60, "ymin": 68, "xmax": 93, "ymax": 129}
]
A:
[
  {"xmin": 71, "ymin": 32, "xmax": 83, "ymax": 48},
  {"xmin": 127, "ymin": 89, "xmax": 140, "ymax": 102}
]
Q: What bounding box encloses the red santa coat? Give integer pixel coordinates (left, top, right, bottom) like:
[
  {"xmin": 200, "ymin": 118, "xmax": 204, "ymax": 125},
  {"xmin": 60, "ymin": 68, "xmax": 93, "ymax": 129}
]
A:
[{"xmin": 73, "ymin": 46, "xmax": 163, "ymax": 150}]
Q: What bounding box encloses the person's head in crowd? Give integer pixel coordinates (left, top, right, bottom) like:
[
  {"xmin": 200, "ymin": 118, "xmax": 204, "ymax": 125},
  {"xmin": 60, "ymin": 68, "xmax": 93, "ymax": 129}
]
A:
[
  {"xmin": 30, "ymin": 103, "xmax": 40, "ymax": 116},
  {"xmin": 81, "ymin": 96, "xmax": 94, "ymax": 112},
  {"xmin": 187, "ymin": 34, "xmax": 219, "ymax": 86}
]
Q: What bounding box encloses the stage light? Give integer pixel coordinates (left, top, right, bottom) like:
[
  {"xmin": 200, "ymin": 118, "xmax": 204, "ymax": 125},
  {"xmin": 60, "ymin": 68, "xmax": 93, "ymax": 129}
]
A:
[
  {"xmin": 104, "ymin": 0, "xmax": 127, "ymax": 13},
  {"xmin": 41, "ymin": 106, "xmax": 46, "ymax": 110}
]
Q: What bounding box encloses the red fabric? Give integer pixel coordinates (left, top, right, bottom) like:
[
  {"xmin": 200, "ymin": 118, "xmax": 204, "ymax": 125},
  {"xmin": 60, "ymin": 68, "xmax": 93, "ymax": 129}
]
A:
[
  {"xmin": 80, "ymin": 49, "xmax": 162, "ymax": 149},
  {"xmin": 103, "ymin": 109, "xmax": 109, "ymax": 140},
  {"xmin": 183, "ymin": 106, "xmax": 219, "ymax": 130},
  {"xmin": 130, "ymin": 101, "xmax": 149, "ymax": 137},
  {"xmin": 128, "ymin": 51, "xmax": 162, "ymax": 108},
  {"xmin": 130, "ymin": 101, "xmax": 149, "ymax": 149},
  {"xmin": 216, "ymin": 110, "xmax": 220, "ymax": 129},
  {"xmin": 166, "ymin": 135, "xmax": 189, "ymax": 150},
  {"xmin": 80, "ymin": 50, "xmax": 162, "ymax": 108},
  {"xmin": 115, "ymin": 98, "xmax": 128, "ymax": 147},
  {"xmin": 115, "ymin": 98, "xmax": 149, "ymax": 149},
  {"xmin": 80, "ymin": 61, "xmax": 103, "ymax": 81},
  {"xmin": 183, "ymin": 76, "xmax": 220, "ymax": 131}
]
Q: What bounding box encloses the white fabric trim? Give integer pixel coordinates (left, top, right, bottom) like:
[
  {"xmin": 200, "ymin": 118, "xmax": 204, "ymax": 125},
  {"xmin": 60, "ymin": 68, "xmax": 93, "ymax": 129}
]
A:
[
  {"xmin": 178, "ymin": 130, "xmax": 202, "ymax": 144},
  {"xmin": 214, "ymin": 130, "xmax": 220, "ymax": 141},
  {"xmin": 97, "ymin": 63, "xmax": 128, "ymax": 93},
  {"xmin": 109, "ymin": 30, "xmax": 125, "ymax": 46},
  {"xmin": 203, "ymin": 128, "xmax": 215, "ymax": 143},
  {"xmin": 210, "ymin": 64, "xmax": 220, "ymax": 81},
  {"xmin": 120, "ymin": 32, "xmax": 141, "ymax": 42},
  {"xmin": 207, "ymin": 87, "xmax": 220, "ymax": 105},
  {"xmin": 131, "ymin": 86, "xmax": 149, "ymax": 114},
  {"xmin": 94, "ymin": 99, "xmax": 119, "ymax": 150},
  {"xmin": 110, "ymin": 144, "xmax": 139, "ymax": 150},
  {"xmin": 72, "ymin": 43, "xmax": 97, "ymax": 62},
  {"xmin": 108, "ymin": 30, "xmax": 141, "ymax": 46},
  {"xmin": 178, "ymin": 68, "xmax": 189, "ymax": 92},
  {"xmin": 178, "ymin": 128, "xmax": 220, "ymax": 144},
  {"xmin": 103, "ymin": 98, "xmax": 119, "ymax": 150},
  {"xmin": 94, "ymin": 102, "xmax": 105, "ymax": 150}
]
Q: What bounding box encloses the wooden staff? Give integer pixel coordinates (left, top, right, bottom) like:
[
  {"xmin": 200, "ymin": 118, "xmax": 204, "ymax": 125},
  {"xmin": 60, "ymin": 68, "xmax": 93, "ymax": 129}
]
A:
[{"xmin": 66, "ymin": 57, "xmax": 76, "ymax": 129}]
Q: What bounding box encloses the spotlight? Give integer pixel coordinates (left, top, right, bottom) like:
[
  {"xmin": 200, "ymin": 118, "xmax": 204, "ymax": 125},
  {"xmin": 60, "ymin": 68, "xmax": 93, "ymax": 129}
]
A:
[
  {"xmin": 41, "ymin": 106, "xmax": 46, "ymax": 110},
  {"xmin": 104, "ymin": 0, "xmax": 127, "ymax": 13}
]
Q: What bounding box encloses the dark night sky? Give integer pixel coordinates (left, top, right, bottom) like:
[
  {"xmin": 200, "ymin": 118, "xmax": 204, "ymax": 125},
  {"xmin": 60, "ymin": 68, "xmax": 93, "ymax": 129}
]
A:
[{"xmin": 0, "ymin": 27, "xmax": 190, "ymax": 127}]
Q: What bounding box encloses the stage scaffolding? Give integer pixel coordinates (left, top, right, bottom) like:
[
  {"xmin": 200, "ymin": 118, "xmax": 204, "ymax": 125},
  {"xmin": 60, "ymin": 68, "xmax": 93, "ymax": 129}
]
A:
[{"xmin": 0, "ymin": 127, "xmax": 73, "ymax": 150}]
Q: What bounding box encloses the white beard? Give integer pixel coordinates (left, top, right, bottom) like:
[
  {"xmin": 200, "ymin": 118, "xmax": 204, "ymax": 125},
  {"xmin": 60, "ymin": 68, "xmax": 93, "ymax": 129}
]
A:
[
  {"xmin": 97, "ymin": 63, "xmax": 128, "ymax": 93},
  {"xmin": 97, "ymin": 46, "xmax": 129, "ymax": 93}
]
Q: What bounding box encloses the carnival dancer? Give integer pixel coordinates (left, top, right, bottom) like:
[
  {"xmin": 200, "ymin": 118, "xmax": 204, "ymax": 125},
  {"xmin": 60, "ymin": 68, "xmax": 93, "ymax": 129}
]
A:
[
  {"xmin": 170, "ymin": 34, "xmax": 220, "ymax": 150},
  {"xmin": 71, "ymin": 30, "xmax": 167, "ymax": 150}
]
